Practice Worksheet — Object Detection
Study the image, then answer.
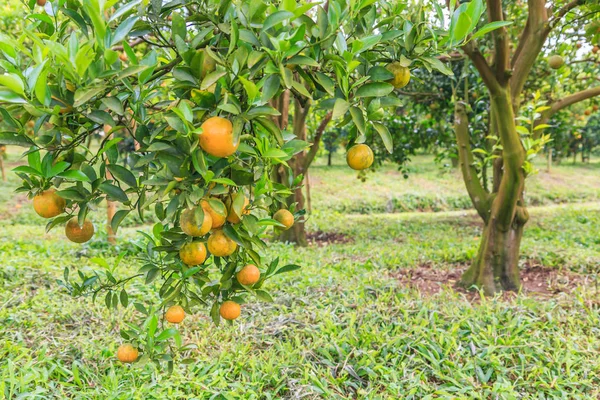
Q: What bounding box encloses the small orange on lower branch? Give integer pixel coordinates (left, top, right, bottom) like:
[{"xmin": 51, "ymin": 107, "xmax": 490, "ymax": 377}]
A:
[
  {"xmin": 219, "ymin": 300, "xmax": 241, "ymax": 320},
  {"xmin": 117, "ymin": 343, "xmax": 139, "ymax": 363},
  {"xmin": 346, "ymin": 144, "xmax": 374, "ymax": 170},
  {"xmin": 273, "ymin": 209, "xmax": 294, "ymax": 230},
  {"xmin": 33, "ymin": 189, "xmax": 66, "ymax": 218},
  {"xmin": 65, "ymin": 218, "xmax": 94, "ymax": 243},
  {"xmin": 179, "ymin": 241, "xmax": 207, "ymax": 265},
  {"xmin": 165, "ymin": 305, "xmax": 185, "ymax": 324},
  {"xmin": 237, "ymin": 264, "xmax": 260, "ymax": 286}
]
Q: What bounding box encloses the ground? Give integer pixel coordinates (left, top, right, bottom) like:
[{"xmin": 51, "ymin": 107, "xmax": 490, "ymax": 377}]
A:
[{"xmin": 1, "ymin": 147, "xmax": 600, "ymax": 398}]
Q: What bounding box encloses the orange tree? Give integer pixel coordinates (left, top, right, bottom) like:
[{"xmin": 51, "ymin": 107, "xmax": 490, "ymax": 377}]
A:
[
  {"xmin": 0, "ymin": 0, "xmax": 481, "ymax": 366},
  {"xmin": 444, "ymin": 0, "xmax": 600, "ymax": 294}
]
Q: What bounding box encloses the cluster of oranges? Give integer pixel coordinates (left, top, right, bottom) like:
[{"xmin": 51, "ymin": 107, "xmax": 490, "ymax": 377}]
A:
[
  {"xmin": 32, "ymin": 189, "xmax": 95, "ymax": 243},
  {"xmin": 115, "ymin": 115, "xmax": 294, "ymax": 363}
]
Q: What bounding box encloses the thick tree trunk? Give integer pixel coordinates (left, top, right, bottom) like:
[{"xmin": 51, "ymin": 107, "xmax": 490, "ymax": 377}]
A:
[
  {"xmin": 455, "ymin": 88, "xmax": 527, "ymax": 295},
  {"xmin": 460, "ymin": 218, "xmax": 525, "ymax": 293}
]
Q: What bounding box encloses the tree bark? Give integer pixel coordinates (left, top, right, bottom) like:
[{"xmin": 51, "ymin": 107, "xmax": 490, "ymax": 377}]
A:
[
  {"xmin": 0, "ymin": 153, "xmax": 5, "ymax": 182},
  {"xmin": 274, "ymin": 96, "xmax": 310, "ymax": 246},
  {"xmin": 455, "ymin": 80, "xmax": 528, "ymax": 293},
  {"xmin": 460, "ymin": 218, "xmax": 525, "ymax": 294}
]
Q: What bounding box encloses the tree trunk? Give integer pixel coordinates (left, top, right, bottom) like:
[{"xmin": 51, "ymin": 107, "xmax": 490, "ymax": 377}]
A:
[
  {"xmin": 0, "ymin": 155, "xmax": 5, "ymax": 182},
  {"xmin": 460, "ymin": 218, "xmax": 525, "ymax": 293},
  {"xmin": 106, "ymin": 200, "xmax": 117, "ymax": 245},
  {"xmin": 546, "ymin": 148, "xmax": 552, "ymax": 173},
  {"xmin": 455, "ymin": 88, "xmax": 527, "ymax": 295},
  {"xmin": 327, "ymin": 151, "xmax": 332, "ymax": 166},
  {"xmin": 270, "ymin": 93, "xmax": 310, "ymax": 247}
]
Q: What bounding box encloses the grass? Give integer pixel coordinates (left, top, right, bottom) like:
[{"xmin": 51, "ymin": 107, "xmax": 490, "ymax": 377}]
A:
[
  {"xmin": 1, "ymin": 146, "xmax": 600, "ymax": 398},
  {"xmin": 309, "ymin": 152, "xmax": 600, "ymax": 214}
]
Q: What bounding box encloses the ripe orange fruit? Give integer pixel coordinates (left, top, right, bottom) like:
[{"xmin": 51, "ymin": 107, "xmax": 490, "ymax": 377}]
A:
[
  {"xmin": 201, "ymin": 198, "xmax": 227, "ymax": 228},
  {"xmin": 36, "ymin": 0, "xmax": 46, "ymax": 6},
  {"xmin": 119, "ymin": 52, "xmax": 128, "ymax": 62},
  {"xmin": 117, "ymin": 343, "xmax": 139, "ymax": 363},
  {"xmin": 179, "ymin": 241, "xmax": 207, "ymax": 265},
  {"xmin": 165, "ymin": 305, "xmax": 185, "ymax": 324},
  {"xmin": 207, "ymin": 229, "xmax": 237, "ymax": 257},
  {"xmin": 65, "ymin": 218, "xmax": 94, "ymax": 243},
  {"xmin": 180, "ymin": 207, "xmax": 212, "ymax": 237},
  {"xmin": 592, "ymin": 46, "xmax": 599, "ymax": 54},
  {"xmin": 548, "ymin": 55, "xmax": 564, "ymax": 69},
  {"xmin": 219, "ymin": 300, "xmax": 241, "ymax": 320},
  {"xmin": 33, "ymin": 189, "xmax": 66, "ymax": 218},
  {"xmin": 346, "ymin": 144, "xmax": 374, "ymax": 170},
  {"xmin": 225, "ymin": 194, "xmax": 249, "ymax": 224},
  {"xmin": 593, "ymin": 105, "xmax": 599, "ymax": 112},
  {"xmin": 237, "ymin": 264, "xmax": 261, "ymax": 286},
  {"xmin": 273, "ymin": 209, "xmax": 294, "ymax": 230},
  {"xmin": 199, "ymin": 116, "xmax": 238, "ymax": 158},
  {"xmin": 386, "ymin": 62, "xmax": 411, "ymax": 88}
]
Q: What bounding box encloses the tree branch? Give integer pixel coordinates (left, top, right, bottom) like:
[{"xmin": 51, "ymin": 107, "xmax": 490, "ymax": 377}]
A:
[
  {"xmin": 486, "ymin": 0, "xmax": 509, "ymax": 83},
  {"xmin": 454, "ymin": 101, "xmax": 490, "ymax": 221},
  {"xmin": 462, "ymin": 41, "xmax": 500, "ymax": 94},
  {"xmin": 510, "ymin": 0, "xmax": 549, "ymax": 100},
  {"xmin": 538, "ymin": 86, "xmax": 600, "ymax": 126},
  {"xmin": 303, "ymin": 112, "xmax": 332, "ymax": 170},
  {"xmin": 545, "ymin": 0, "xmax": 585, "ymax": 34}
]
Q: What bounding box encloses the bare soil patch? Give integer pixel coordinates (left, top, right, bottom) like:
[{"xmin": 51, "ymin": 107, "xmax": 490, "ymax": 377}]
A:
[
  {"xmin": 0, "ymin": 193, "xmax": 28, "ymax": 220},
  {"xmin": 392, "ymin": 262, "xmax": 590, "ymax": 300},
  {"xmin": 307, "ymin": 230, "xmax": 354, "ymax": 246}
]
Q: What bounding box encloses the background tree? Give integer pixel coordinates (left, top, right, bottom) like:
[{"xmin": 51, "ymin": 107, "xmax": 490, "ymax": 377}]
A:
[{"xmin": 444, "ymin": 0, "xmax": 600, "ymax": 294}]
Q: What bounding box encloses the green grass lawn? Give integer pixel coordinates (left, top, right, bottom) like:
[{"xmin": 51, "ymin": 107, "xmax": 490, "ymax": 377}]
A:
[
  {"xmin": 1, "ymin": 146, "xmax": 600, "ymax": 398},
  {"xmin": 309, "ymin": 152, "xmax": 600, "ymax": 214}
]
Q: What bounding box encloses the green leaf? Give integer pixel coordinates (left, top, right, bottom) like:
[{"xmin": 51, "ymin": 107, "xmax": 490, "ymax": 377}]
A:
[
  {"xmin": 201, "ymin": 71, "xmax": 226, "ymax": 90},
  {"xmin": 367, "ymin": 66, "xmax": 395, "ymax": 81},
  {"xmin": 111, "ymin": 210, "xmax": 131, "ymax": 234},
  {"xmin": 471, "ymin": 21, "xmax": 514, "ymax": 41},
  {"xmin": 274, "ymin": 264, "xmax": 301, "ymax": 275},
  {"xmin": 261, "ymin": 74, "xmax": 280, "ymax": 103},
  {"xmin": 107, "ymin": 164, "xmax": 137, "ymax": 187},
  {"xmin": 286, "ymin": 55, "xmax": 319, "ymax": 67},
  {"xmin": 74, "ymin": 86, "xmax": 106, "ymax": 108},
  {"xmin": 263, "ymin": 11, "xmax": 294, "ymax": 31},
  {"xmin": 112, "ymin": 16, "xmax": 139, "ymax": 46},
  {"xmin": 99, "ymin": 182, "xmax": 129, "ymax": 203},
  {"xmin": 355, "ymin": 82, "xmax": 394, "ymax": 98},
  {"xmin": 171, "ymin": 13, "xmax": 186, "ymax": 41},
  {"xmin": 255, "ymin": 289, "xmax": 274, "ymax": 302},
  {"xmin": 101, "ymin": 97, "xmax": 124, "ymax": 116},
  {"xmin": 0, "ymin": 73, "xmax": 25, "ymax": 96},
  {"xmin": 0, "ymin": 132, "xmax": 34, "ymax": 147},
  {"xmin": 87, "ymin": 110, "xmax": 115, "ymax": 127},
  {"xmin": 350, "ymin": 107, "xmax": 366, "ymax": 135},
  {"xmin": 332, "ymin": 98, "xmax": 350, "ymax": 120},
  {"xmin": 57, "ymin": 170, "xmax": 91, "ymax": 182},
  {"xmin": 373, "ymin": 122, "xmax": 393, "ymax": 153}
]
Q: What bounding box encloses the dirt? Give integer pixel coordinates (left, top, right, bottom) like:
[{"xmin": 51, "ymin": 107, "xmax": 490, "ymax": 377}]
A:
[
  {"xmin": 307, "ymin": 230, "xmax": 354, "ymax": 246},
  {"xmin": 392, "ymin": 261, "xmax": 591, "ymax": 300},
  {"xmin": 0, "ymin": 193, "xmax": 28, "ymax": 220}
]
